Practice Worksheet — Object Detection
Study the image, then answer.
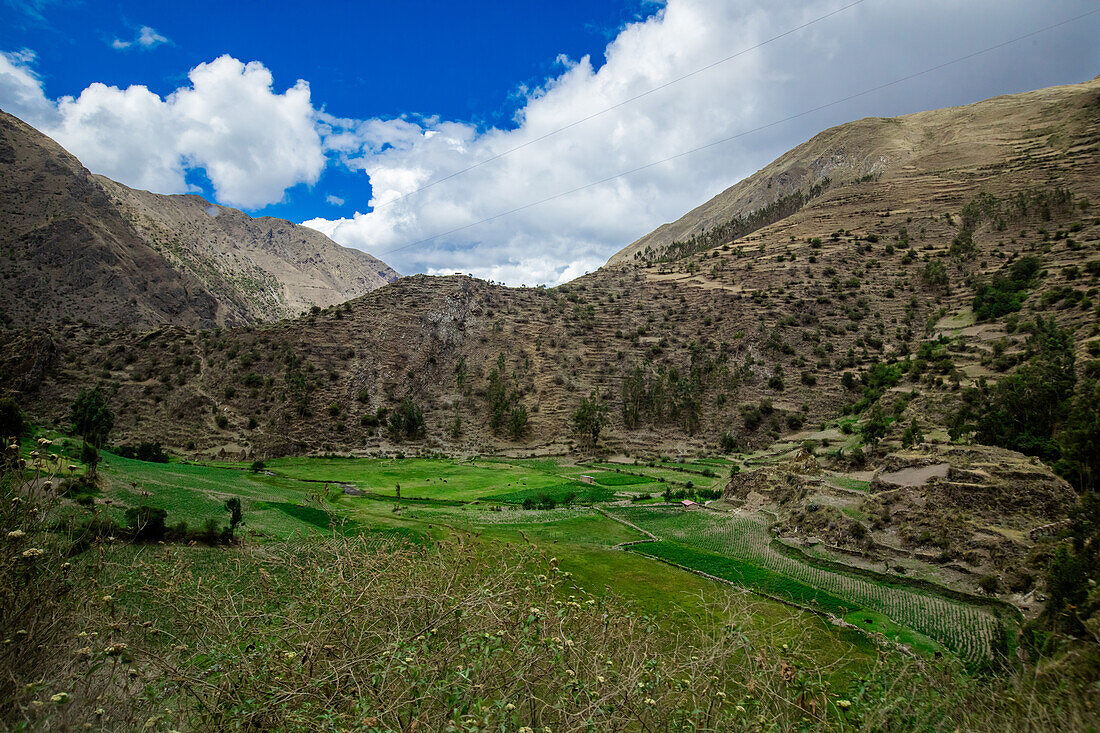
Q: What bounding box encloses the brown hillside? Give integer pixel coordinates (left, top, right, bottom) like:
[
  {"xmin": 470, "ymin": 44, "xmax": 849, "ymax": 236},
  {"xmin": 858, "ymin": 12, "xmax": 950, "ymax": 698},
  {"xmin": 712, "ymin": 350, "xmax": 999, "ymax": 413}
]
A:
[
  {"xmin": 2, "ymin": 76, "xmax": 1099, "ymax": 461},
  {"xmin": 608, "ymin": 78, "xmax": 1100, "ymax": 266},
  {"xmin": 0, "ymin": 110, "xmax": 398, "ymax": 328}
]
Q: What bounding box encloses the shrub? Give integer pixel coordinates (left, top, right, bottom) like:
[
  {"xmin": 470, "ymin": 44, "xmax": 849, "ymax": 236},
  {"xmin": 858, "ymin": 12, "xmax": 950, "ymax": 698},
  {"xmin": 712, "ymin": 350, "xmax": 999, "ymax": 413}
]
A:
[
  {"xmin": 387, "ymin": 398, "xmax": 426, "ymax": 441},
  {"xmin": 921, "ymin": 261, "xmax": 949, "ymax": 289},
  {"xmin": 71, "ymin": 386, "xmax": 113, "ymax": 449},
  {"xmin": 972, "ymin": 255, "xmax": 1041, "ymax": 321},
  {"xmin": 571, "ymin": 392, "xmax": 607, "ymax": 449},
  {"xmin": 0, "ymin": 397, "xmax": 25, "ymax": 439},
  {"xmin": 126, "ymin": 505, "xmax": 168, "ymax": 542},
  {"xmin": 113, "ymin": 441, "xmax": 169, "ymax": 463}
]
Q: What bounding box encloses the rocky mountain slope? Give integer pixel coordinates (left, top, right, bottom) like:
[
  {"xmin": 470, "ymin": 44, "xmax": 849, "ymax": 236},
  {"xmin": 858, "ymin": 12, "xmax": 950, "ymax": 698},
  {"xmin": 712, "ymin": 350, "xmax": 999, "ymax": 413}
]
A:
[
  {"xmin": 0, "ymin": 110, "xmax": 397, "ymax": 328},
  {"xmin": 608, "ymin": 76, "xmax": 1099, "ymax": 266},
  {"xmin": 3, "ymin": 76, "xmax": 1098, "ymax": 464}
]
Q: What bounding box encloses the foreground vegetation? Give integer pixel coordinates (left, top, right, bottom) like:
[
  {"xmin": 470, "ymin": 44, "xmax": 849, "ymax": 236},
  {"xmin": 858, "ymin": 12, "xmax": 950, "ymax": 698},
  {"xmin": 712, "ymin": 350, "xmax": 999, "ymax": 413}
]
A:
[{"xmin": 1, "ymin": 423, "xmax": 1098, "ymax": 731}]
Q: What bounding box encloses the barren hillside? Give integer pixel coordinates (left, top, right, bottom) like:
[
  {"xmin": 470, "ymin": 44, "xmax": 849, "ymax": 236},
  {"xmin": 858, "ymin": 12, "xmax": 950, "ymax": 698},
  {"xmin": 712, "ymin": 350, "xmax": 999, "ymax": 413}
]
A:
[
  {"xmin": 3, "ymin": 76, "xmax": 1099, "ymax": 461},
  {"xmin": 0, "ymin": 110, "xmax": 398, "ymax": 328}
]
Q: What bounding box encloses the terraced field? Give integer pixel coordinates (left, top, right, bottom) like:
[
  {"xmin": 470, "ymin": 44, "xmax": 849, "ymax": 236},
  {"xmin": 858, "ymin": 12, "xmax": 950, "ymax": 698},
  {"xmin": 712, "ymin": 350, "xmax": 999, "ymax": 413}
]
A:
[
  {"xmin": 610, "ymin": 506, "xmax": 1007, "ymax": 660},
  {"xmin": 76, "ymin": 444, "xmax": 1008, "ymax": 661}
]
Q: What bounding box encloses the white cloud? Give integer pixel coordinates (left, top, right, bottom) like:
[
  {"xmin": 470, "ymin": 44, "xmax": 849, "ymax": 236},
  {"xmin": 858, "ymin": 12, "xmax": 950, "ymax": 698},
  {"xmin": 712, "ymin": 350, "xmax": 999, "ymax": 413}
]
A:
[
  {"xmin": 2, "ymin": 0, "xmax": 1097, "ymax": 283},
  {"xmin": 137, "ymin": 26, "xmax": 168, "ymax": 48},
  {"xmin": 0, "ymin": 49, "xmax": 58, "ymax": 126},
  {"xmin": 303, "ymin": 0, "xmax": 1099, "ymax": 285},
  {"xmin": 0, "ymin": 53, "xmax": 325, "ymax": 208},
  {"xmin": 325, "ymin": 194, "xmax": 344, "ymax": 206},
  {"xmin": 111, "ymin": 25, "xmax": 169, "ymax": 51}
]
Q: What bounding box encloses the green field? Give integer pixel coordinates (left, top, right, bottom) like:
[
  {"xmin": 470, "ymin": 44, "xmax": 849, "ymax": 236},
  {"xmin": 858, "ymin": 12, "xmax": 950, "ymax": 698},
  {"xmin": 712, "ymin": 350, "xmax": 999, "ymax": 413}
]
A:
[
  {"xmin": 95, "ymin": 453, "xmax": 354, "ymax": 539},
  {"xmin": 590, "ymin": 461, "xmax": 726, "ymax": 490},
  {"xmin": 609, "ymin": 506, "xmax": 1004, "ymax": 660},
  {"xmin": 29, "ymin": 440, "xmax": 1009, "ymax": 664}
]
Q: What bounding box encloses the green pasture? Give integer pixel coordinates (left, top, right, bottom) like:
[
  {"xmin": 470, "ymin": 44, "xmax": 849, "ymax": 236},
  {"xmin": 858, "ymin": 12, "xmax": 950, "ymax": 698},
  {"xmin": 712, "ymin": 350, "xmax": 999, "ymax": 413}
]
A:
[
  {"xmin": 89, "ymin": 453, "xmax": 351, "ymax": 539},
  {"xmin": 262, "ymin": 456, "xmax": 583, "ymax": 501},
  {"xmin": 590, "ymin": 462, "xmax": 725, "ymax": 490}
]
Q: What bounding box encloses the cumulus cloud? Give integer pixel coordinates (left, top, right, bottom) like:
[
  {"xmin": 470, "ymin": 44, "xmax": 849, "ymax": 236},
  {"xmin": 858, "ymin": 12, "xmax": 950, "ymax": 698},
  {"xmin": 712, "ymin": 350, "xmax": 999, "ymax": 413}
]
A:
[
  {"xmin": 111, "ymin": 25, "xmax": 169, "ymax": 51},
  {"xmin": 325, "ymin": 194, "xmax": 345, "ymax": 206},
  {"xmin": 304, "ymin": 0, "xmax": 1097, "ymax": 284},
  {"xmin": 0, "ymin": 53, "xmax": 324, "ymax": 208},
  {"xmin": 0, "ymin": 49, "xmax": 58, "ymax": 126}
]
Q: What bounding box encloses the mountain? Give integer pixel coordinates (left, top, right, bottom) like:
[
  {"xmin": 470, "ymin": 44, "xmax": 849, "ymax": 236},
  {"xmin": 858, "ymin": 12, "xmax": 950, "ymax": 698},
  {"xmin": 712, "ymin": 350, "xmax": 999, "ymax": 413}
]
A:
[
  {"xmin": 0, "ymin": 110, "xmax": 397, "ymax": 329},
  {"xmin": 95, "ymin": 177, "xmax": 399, "ymax": 322},
  {"xmin": 4, "ymin": 76, "xmax": 1099, "ymax": 461},
  {"xmin": 608, "ymin": 76, "xmax": 1100, "ymax": 266}
]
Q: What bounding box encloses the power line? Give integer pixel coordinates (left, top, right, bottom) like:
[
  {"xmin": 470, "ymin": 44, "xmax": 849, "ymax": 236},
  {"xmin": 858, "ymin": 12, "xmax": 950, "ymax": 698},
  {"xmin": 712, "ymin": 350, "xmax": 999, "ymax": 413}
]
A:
[
  {"xmin": 376, "ymin": 7, "xmax": 1099, "ymax": 257},
  {"xmin": 368, "ymin": 0, "xmax": 868, "ymax": 210}
]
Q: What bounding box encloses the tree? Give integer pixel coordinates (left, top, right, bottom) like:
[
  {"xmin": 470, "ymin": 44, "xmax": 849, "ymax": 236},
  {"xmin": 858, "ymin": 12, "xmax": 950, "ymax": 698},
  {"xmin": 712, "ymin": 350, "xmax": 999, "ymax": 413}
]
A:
[
  {"xmin": 250, "ymin": 460, "xmax": 266, "ymax": 474},
  {"xmin": 571, "ymin": 391, "xmax": 607, "ymax": 450},
  {"xmin": 507, "ymin": 404, "xmax": 528, "ymax": 439},
  {"xmin": 484, "ymin": 353, "xmax": 529, "ymax": 441},
  {"xmin": 975, "ymin": 318, "xmax": 1075, "ymax": 461},
  {"xmin": 859, "ymin": 405, "xmax": 889, "ymax": 448},
  {"xmin": 1040, "ymin": 491, "xmax": 1099, "ymax": 637},
  {"xmin": 387, "ymin": 398, "xmax": 426, "ymax": 442},
  {"xmin": 901, "ymin": 419, "xmax": 924, "ymax": 448},
  {"xmin": 1057, "ymin": 377, "xmax": 1100, "ymax": 491},
  {"xmin": 0, "ymin": 397, "xmax": 25, "ymax": 439},
  {"xmin": 71, "ymin": 386, "xmax": 113, "ymax": 448},
  {"xmin": 921, "ymin": 261, "xmax": 949, "ymax": 290},
  {"xmin": 71, "ymin": 386, "xmax": 113, "ymax": 477},
  {"xmin": 224, "ymin": 497, "xmax": 243, "ymax": 541}
]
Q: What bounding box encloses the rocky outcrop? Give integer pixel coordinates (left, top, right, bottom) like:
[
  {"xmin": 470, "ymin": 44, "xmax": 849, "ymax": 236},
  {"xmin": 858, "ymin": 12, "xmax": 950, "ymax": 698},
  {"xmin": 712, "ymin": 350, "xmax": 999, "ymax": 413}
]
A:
[{"xmin": 870, "ymin": 444, "xmax": 1076, "ymax": 521}]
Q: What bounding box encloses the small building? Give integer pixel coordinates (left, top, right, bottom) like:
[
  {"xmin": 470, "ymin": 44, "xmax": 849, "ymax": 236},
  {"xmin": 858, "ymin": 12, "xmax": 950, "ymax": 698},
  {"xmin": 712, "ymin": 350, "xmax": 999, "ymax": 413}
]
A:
[
  {"xmin": 579, "ymin": 475, "xmax": 596, "ymax": 485},
  {"xmin": 680, "ymin": 499, "xmax": 697, "ymax": 508}
]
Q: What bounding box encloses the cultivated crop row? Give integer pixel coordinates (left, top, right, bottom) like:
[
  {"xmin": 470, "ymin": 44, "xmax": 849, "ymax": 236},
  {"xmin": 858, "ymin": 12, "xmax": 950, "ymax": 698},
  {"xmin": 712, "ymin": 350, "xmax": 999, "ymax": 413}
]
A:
[{"xmin": 612, "ymin": 507, "xmax": 1000, "ymax": 659}]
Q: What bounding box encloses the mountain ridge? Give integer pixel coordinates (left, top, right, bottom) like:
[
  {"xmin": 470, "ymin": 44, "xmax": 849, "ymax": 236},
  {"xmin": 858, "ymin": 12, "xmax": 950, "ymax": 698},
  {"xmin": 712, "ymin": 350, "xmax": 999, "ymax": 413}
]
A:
[
  {"xmin": 0, "ymin": 109, "xmax": 398, "ymax": 328},
  {"xmin": 607, "ymin": 76, "xmax": 1098, "ymax": 266},
  {"xmin": 3, "ymin": 75, "xmax": 1098, "ymax": 459}
]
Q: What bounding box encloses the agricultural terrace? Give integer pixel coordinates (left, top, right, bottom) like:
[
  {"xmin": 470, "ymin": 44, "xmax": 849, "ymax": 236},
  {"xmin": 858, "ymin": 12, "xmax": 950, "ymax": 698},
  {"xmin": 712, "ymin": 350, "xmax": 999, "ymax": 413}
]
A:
[
  {"xmin": 609, "ymin": 506, "xmax": 1009, "ymax": 661},
  {"xmin": 44, "ymin": 438, "xmax": 1009, "ymax": 663}
]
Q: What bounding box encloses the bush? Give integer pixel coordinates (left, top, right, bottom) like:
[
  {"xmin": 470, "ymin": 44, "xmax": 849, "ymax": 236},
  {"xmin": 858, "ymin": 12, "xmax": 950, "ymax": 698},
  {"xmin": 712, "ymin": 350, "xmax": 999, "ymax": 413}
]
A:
[
  {"xmin": 921, "ymin": 261, "xmax": 949, "ymax": 289},
  {"xmin": 80, "ymin": 443, "xmax": 99, "ymax": 468},
  {"xmin": 0, "ymin": 397, "xmax": 25, "ymax": 439},
  {"xmin": 972, "ymin": 255, "xmax": 1041, "ymax": 321},
  {"xmin": 113, "ymin": 441, "xmax": 169, "ymax": 463},
  {"xmin": 126, "ymin": 505, "xmax": 168, "ymax": 542},
  {"xmin": 387, "ymin": 398, "xmax": 426, "ymax": 442}
]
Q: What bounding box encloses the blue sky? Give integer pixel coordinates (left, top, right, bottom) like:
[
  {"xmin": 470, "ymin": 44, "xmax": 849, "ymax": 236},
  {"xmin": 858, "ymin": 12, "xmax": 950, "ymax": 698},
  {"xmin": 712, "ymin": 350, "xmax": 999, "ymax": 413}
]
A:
[
  {"xmin": 2, "ymin": 0, "xmax": 659, "ymax": 224},
  {"xmin": 2, "ymin": 1, "xmax": 1098, "ymax": 284}
]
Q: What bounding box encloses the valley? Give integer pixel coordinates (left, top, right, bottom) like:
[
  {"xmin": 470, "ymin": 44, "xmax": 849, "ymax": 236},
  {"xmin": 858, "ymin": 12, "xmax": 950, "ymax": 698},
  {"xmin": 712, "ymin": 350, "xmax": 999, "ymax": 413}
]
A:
[{"xmin": 3, "ymin": 74, "xmax": 1100, "ymax": 730}]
